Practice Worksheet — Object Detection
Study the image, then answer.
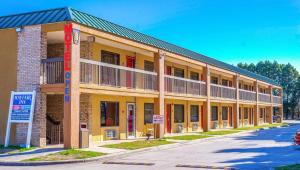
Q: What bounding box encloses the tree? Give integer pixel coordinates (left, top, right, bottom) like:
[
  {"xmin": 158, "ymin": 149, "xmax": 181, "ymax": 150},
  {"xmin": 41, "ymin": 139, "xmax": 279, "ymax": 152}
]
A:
[{"xmin": 237, "ymin": 61, "xmax": 299, "ymax": 119}]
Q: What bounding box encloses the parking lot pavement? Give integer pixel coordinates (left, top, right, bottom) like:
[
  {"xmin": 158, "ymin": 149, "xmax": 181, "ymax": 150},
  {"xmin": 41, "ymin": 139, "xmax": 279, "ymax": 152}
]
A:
[{"xmin": 2, "ymin": 121, "xmax": 300, "ymax": 170}]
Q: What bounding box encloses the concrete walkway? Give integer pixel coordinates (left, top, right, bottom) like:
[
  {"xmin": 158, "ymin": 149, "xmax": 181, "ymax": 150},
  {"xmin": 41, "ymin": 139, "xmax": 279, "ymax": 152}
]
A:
[{"xmin": 1, "ymin": 121, "xmax": 300, "ymax": 169}]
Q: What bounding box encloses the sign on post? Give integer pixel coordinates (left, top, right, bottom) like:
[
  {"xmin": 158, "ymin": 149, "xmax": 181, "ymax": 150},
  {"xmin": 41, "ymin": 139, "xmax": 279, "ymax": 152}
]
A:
[
  {"xmin": 5, "ymin": 91, "xmax": 36, "ymax": 148},
  {"xmin": 153, "ymin": 115, "xmax": 164, "ymax": 124}
]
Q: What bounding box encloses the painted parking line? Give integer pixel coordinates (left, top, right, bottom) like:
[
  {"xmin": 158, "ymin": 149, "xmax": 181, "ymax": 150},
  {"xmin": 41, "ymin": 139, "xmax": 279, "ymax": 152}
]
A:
[
  {"xmin": 176, "ymin": 164, "xmax": 236, "ymax": 170},
  {"xmin": 103, "ymin": 161, "xmax": 155, "ymax": 166}
]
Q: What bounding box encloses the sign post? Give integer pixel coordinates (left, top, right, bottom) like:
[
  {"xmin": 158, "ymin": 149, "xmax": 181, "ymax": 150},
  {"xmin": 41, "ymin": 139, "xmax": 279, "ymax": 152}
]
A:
[
  {"xmin": 153, "ymin": 115, "xmax": 164, "ymax": 139},
  {"xmin": 5, "ymin": 91, "xmax": 36, "ymax": 148}
]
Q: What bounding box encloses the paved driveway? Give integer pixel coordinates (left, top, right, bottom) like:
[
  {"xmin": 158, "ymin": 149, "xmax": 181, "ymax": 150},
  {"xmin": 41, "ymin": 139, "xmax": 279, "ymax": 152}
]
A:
[{"xmin": 3, "ymin": 121, "xmax": 300, "ymax": 170}]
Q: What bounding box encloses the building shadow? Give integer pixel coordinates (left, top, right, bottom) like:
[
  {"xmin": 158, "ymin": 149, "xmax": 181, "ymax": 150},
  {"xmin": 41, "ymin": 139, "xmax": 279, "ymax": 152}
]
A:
[
  {"xmin": 214, "ymin": 123, "xmax": 300, "ymax": 169},
  {"xmin": 0, "ymin": 147, "xmax": 63, "ymax": 158}
]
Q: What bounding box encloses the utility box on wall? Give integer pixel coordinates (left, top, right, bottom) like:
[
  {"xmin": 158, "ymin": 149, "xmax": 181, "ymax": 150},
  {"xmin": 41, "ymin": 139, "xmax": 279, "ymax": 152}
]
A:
[{"xmin": 79, "ymin": 123, "xmax": 89, "ymax": 148}]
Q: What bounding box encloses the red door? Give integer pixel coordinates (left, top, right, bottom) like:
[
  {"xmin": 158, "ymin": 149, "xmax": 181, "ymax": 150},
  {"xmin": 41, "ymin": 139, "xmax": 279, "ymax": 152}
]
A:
[
  {"xmin": 166, "ymin": 104, "xmax": 172, "ymax": 133},
  {"xmin": 126, "ymin": 56, "xmax": 135, "ymax": 88},
  {"xmin": 166, "ymin": 66, "xmax": 172, "ymax": 75},
  {"xmin": 165, "ymin": 66, "xmax": 172, "ymax": 92}
]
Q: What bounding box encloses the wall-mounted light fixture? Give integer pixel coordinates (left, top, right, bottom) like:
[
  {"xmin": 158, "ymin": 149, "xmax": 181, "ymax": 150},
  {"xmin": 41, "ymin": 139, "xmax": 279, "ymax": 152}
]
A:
[
  {"xmin": 16, "ymin": 27, "xmax": 23, "ymax": 33},
  {"xmin": 87, "ymin": 36, "xmax": 95, "ymax": 42}
]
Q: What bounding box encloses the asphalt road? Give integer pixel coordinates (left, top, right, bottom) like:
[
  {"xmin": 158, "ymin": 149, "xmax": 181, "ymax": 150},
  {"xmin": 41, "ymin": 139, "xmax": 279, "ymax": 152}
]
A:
[{"xmin": 3, "ymin": 121, "xmax": 300, "ymax": 170}]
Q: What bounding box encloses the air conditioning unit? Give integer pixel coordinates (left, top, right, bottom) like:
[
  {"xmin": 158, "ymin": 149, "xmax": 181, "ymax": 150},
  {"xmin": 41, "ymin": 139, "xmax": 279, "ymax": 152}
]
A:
[
  {"xmin": 176, "ymin": 124, "xmax": 184, "ymax": 133},
  {"xmin": 223, "ymin": 121, "xmax": 228, "ymax": 128},
  {"xmin": 192, "ymin": 123, "xmax": 199, "ymax": 131},
  {"xmin": 211, "ymin": 122, "xmax": 218, "ymax": 129},
  {"xmin": 244, "ymin": 120, "xmax": 249, "ymax": 126},
  {"xmin": 106, "ymin": 129, "xmax": 117, "ymax": 139}
]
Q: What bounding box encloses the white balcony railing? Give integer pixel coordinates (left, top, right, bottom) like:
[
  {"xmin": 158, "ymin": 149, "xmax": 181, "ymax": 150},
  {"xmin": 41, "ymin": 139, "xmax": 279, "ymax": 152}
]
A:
[
  {"xmin": 164, "ymin": 75, "xmax": 206, "ymax": 96},
  {"xmin": 258, "ymin": 93, "xmax": 271, "ymax": 103},
  {"xmin": 239, "ymin": 89, "xmax": 256, "ymax": 102},
  {"xmin": 41, "ymin": 58, "xmax": 280, "ymax": 104},
  {"xmin": 273, "ymin": 96, "xmax": 282, "ymax": 104},
  {"xmin": 210, "ymin": 84, "xmax": 236, "ymax": 99},
  {"xmin": 80, "ymin": 58, "xmax": 157, "ymax": 91}
]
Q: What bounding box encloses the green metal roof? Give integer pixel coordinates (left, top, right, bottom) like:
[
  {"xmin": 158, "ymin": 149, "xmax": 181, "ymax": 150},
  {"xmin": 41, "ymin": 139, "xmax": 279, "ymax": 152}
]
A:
[{"xmin": 0, "ymin": 7, "xmax": 279, "ymax": 86}]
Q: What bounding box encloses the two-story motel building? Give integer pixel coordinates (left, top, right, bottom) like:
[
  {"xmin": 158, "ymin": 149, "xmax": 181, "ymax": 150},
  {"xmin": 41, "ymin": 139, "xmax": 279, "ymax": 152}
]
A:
[{"xmin": 0, "ymin": 7, "xmax": 283, "ymax": 148}]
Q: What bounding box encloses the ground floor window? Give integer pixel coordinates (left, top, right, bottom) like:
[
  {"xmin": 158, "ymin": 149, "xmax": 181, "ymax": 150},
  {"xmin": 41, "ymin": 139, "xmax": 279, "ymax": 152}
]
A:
[
  {"xmin": 144, "ymin": 103, "xmax": 154, "ymax": 124},
  {"xmin": 222, "ymin": 107, "xmax": 228, "ymax": 120},
  {"xmin": 174, "ymin": 104, "xmax": 184, "ymax": 123},
  {"xmin": 244, "ymin": 108, "xmax": 249, "ymax": 119},
  {"xmin": 190, "ymin": 105, "xmax": 199, "ymax": 122},
  {"xmin": 211, "ymin": 106, "xmax": 218, "ymax": 121},
  {"xmin": 259, "ymin": 108, "xmax": 265, "ymax": 118},
  {"xmin": 100, "ymin": 101, "xmax": 119, "ymax": 127},
  {"xmin": 239, "ymin": 107, "xmax": 242, "ymax": 120}
]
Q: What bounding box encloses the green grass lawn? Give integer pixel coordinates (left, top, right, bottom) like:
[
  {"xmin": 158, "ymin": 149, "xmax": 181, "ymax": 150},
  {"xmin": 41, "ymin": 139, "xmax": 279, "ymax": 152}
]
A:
[
  {"xmin": 201, "ymin": 130, "xmax": 241, "ymax": 136},
  {"xmin": 235, "ymin": 123, "xmax": 288, "ymax": 131},
  {"xmin": 163, "ymin": 123, "xmax": 288, "ymax": 141},
  {"xmin": 23, "ymin": 149, "xmax": 105, "ymax": 162},
  {"xmin": 102, "ymin": 139, "xmax": 173, "ymax": 150},
  {"xmin": 275, "ymin": 164, "xmax": 300, "ymax": 170},
  {"xmin": 164, "ymin": 135, "xmax": 211, "ymax": 140},
  {"xmin": 0, "ymin": 145, "xmax": 36, "ymax": 154}
]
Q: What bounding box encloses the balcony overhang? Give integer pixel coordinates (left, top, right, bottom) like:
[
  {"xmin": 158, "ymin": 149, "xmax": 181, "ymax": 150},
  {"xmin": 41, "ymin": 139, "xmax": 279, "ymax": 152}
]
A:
[{"xmin": 79, "ymin": 84, "xmax": 159, "ymax": 98}]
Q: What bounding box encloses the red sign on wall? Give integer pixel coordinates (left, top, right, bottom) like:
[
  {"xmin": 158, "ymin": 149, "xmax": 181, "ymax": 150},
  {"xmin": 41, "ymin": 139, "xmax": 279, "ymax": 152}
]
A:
[{"xmin": 64, "ymin": 23, "xmax": 72, "ymax": 102}]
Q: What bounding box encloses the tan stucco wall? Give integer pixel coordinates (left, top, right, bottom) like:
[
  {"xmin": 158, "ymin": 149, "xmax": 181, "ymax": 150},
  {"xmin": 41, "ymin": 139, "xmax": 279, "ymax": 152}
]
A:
[
  {"xmin": 165, "ymin": 99, "xmax": 204, "ymax": 133},
  {"xmin": 90, "ymin": 94, "xmax": 155, "ymax": 142},
  {"xmin": 0, "ymin": 29, "xmax": 18, "ymax": 144}
]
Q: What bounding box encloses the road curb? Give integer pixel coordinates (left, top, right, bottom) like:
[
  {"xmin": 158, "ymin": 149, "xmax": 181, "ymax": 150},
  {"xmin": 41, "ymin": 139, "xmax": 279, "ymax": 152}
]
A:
[
  {"xmin": 176, "ymin": 164, "xmax": 236, "ymax": 170},
  {"xmin": 0, "ymin": 143, "xmax": 180, "ymax": 166}
]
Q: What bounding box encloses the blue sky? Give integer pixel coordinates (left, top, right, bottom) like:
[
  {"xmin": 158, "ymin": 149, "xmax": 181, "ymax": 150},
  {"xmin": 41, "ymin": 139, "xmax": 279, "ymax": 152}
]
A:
[{"xmin": 1, "ymin": 0, "xmax": 300, "ymax": 70}]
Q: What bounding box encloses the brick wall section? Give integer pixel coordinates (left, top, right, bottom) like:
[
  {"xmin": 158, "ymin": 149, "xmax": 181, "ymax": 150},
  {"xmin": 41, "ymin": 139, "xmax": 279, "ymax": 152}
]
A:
[
  {"xmin": 47, "ymin": 43, "xmax": 64, "ymax": 57},
  {"xmin": 80, "ymin": 41, "xmax": 93, "ymax": 59},
  {"xmin": 80, "ymin": 94, "xmax": 93, "ymax": 145},
  {"xmin": 80, "ymin": 94, "xmax": 92, "ymax": 128},
  {"xmin": 15, "ymin": 25, "xmax": 47, "ymax": 147}
]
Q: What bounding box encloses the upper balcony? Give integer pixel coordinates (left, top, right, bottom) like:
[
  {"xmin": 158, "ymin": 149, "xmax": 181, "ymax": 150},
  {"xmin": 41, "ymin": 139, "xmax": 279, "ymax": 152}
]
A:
[
  {"xmin": 273, "ymin": 95, "xmax": 282, "ymax": 105},
  {"xmin": 258, "ymin": 92, "xmax": 271, "ymax": 103},
  {"xmin": 79, "ymin": 58, "xmax": 158, "ymax": 92},
  {"xmin": 41, "ymin": 58, "xmax": 282, "ymax": 105},
  {"xmin": 41, "ymin": 57, "xmax": 64, "ymax": 84},
  {"xmin": 239, "ymin": 89, "xmax": 256, "ymax": 102},
  {"xmin": 41, "ymin": 57, "xmax": 158, "ymax": 92},
  {"xmin": 164, "ymin": 75, "xmax": 206, "ymax": 97},
  {"xmin": 210, "ymin": 84, "xmax": 236, "ymax": 100}
]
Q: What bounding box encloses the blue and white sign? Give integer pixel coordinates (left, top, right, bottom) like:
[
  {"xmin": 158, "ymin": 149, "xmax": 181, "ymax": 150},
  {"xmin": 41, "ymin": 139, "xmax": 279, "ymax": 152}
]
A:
[
  {"xmin": 11, "ymin": 94, "xmax": 34, "ymax": 121},
  {"xmin": 5, "ymin": 91, "xmax": 36, "ymax": 148}
]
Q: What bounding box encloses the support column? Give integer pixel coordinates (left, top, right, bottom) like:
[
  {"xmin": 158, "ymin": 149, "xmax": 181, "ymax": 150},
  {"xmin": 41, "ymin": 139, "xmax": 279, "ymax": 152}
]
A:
[
  {"xmin": 79, "ymin": 94, "xmax": 92, "ymax": 144},
  {"xmin": 266, "ymin": 107, "xmax": 273, "ymax": 124},
  {"xmin": 233, "ymin": 74, "xmax": 240, "ymax": 128},
  {"xmin": 154, "ymin": 50, "xmax": 165, "ymax": 138},
  {"xmin": 203, "ymin": 65, "xmax": 211, "ymax": 132},
  {"xmin": 279, "ymin": 107, "xmax": 283, "ymax": 123},
  {"xmin": 254, "ymin": 81, "xmax": 259, "ymax": 126},
  {"xmin": 63, "ymin": 23, "xmax": 80, "ymax": 148},
  {"xmin": 280, "ymin": 88, "xmax": 284, "ymax": 122},
  {"xmin": 186, "ymin": 101, "xmax": 190, "ymax": 132},
  {"xmin": 268, "ymin": 85, "xmax": 274, "ymax": 124}
]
